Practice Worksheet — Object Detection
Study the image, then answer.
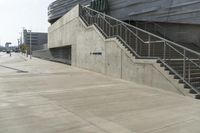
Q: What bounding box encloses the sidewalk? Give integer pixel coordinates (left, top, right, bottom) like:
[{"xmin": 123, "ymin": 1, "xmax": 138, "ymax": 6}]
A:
[{"xmin": 0, "ymin": 53, "xmax": 200, "ymax": 133}]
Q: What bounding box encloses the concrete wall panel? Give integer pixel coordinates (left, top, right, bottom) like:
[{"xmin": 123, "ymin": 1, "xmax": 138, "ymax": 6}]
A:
[
  {"xmin": 76, "ymin": 25, "xmax": 106, "ymax": 74},
  {"xmin": 105, "ymin": 41, "xmax": 122, "ymax": 79},
  {"xmin": 48, "ymin": 5, "xmax": 80, "ymax": 48}
]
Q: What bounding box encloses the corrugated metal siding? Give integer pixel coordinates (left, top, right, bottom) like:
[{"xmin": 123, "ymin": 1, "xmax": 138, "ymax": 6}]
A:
[
  {"xmin": 48, "ymin": 0, "xmax": 91, "ymax": 22},
  {"xmin": 48, "ymin": 0, "xmax": 200, "ymax": 24},
  {"xmin": 108, "ymin": 0, "xmax": 200, "ymax": 24}
]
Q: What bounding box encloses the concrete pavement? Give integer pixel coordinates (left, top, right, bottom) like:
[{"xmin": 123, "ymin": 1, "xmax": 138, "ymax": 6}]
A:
[{"xmin": 0, "ymin": 52, "xmax": 200, "ymax": 133}]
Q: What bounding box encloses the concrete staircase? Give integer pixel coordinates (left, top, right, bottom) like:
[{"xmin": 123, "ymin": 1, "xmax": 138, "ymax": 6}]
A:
[
  {"xmin": 79, "ymin": 5, "xmax": 200, "ymax": 99},
  {"xmin": 159, "ymin": 59, "xmax": 200, "ymax": 98}
]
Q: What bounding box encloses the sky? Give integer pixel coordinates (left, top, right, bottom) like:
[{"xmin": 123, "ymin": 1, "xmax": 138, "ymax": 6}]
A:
[{"xmin": 0, "ymin": 0, "xmax": 55, "ymax": 46}]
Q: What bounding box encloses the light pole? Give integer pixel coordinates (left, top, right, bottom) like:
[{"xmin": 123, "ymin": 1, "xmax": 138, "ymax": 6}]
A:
[
  {"xmin": 17, "ymin": 39, "xmax": 20, "ymax": 52},
  {"xmin": 28, "ymin": 30, "xmax": 32, "ymax": 59}
]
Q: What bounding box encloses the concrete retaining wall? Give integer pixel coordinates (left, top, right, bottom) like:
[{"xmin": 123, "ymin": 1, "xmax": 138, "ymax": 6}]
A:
[{"xmin": 48, "ymin": 5, "xmax": 186, "ymax": 95}]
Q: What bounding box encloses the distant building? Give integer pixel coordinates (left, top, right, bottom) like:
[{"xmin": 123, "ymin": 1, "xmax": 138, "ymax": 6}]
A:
[
  {"xmin": 5, "ymin": 42, "xmax": 11, "ymax": 52},
  {"xmin": 21, "ymin": 29, "xmax": 48, "ymax": 51}
]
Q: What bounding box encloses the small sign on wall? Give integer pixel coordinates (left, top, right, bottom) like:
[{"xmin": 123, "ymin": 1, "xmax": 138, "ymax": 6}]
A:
[{"xmin": 90, "ymin": 52, "xmax": 102, "ymax": 55}]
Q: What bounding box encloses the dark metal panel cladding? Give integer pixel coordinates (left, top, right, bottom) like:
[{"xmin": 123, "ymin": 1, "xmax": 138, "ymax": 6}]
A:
[
  {"xmin": 48, "ymin": 0, "xmax": 92, "ymax": 24},
  {"xmin": 48, "ymin": 0, "xmax": 200, "ymax": 25},
  {"xmin": 107, "ymin": 0, "xmax": 200, "ymax": 25}
]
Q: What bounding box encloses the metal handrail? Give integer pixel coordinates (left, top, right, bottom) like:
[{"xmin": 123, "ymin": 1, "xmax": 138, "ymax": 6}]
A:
[
  {"xmin": 137, "ymin": 21, "xmax": 166, "ymax": 39},
  {"xmin": 79, "ymin": 5, "xmax": 200, "ymax": 95},
  {"xmin": 93, "ymin": 13, "xmax": 147, "ymax": 43},
  {"xmin": 167, "ymin": 43, "xmax": 200, "ymax": 70},
  {"xmin": 85, "ymin": 9, "xmax": 123, "ymax": 28},
  {"xmin": 86, "ymin": 8, "xmax": 172, "ymax": 45},
  {"xmin": 158, "ymin": 59, "xmax": 200, "ymax": 95},
  {"xmin": 82, "ymin": 6, "xmax": 200, "ymax": 57}
]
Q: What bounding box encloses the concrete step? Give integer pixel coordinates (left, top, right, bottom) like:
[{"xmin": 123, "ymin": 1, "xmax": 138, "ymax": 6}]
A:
[
  {"xmin": 168, "ymin": 66, "xmax": 199, "ymax": 71},
  {"xmin": 165, "ymin": 63, "xmax": 200, "ymax": 69},
  {"xmin": 166, "ymin": 60, "xmax": 200, "ymax": 62},
  {"xmin": 190, "ymin": 82, "xmax": 200, "ymax": 87},
  {"xmin": 169, "ymin": 69, "xmax": 200, "ymax": 75},
  {"xmin": 179, "ymin": 77, "xmax": 200, "ymax": 83},
  {"xmin": 158, "ymin": 62, "xmax": 192, "ymax": 68},
  {"xmin": 174, "ymin": 73, "xmax": 200, "ymax": 80},
  {"xmin": 184, "ymin": 83, "xmax": 200, "ymax": 89},
  {"xmin": 189, "ymin": 89, "xmax": 198, "ymax": 94},
  {"xmin": 186, "ymin": 77, "xmax": 200, "ymax": 82},
  {"xmin": 195, "ymin": 94, "xmax": 200, "ymax": 99},
  {"xmin": 166, "ymin": 61, "xmax": 200, "ymax": 65}
]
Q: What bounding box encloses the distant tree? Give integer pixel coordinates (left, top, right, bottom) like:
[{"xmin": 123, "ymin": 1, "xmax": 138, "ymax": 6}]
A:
[{"xmin": 19, "ymin": 44, "xmax": 30, "ymax": 54}]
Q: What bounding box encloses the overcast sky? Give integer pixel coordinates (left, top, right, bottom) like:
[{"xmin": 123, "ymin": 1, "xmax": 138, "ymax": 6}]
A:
[{"xmin": 0, "ymin": 0, "xmax": 55, "ymax": 46}]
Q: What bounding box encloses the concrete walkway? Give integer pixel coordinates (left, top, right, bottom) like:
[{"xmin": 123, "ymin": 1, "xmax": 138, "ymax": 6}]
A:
[{"xmin": 0, "ymin": 53, "xmax": 200, "ymax": 133}]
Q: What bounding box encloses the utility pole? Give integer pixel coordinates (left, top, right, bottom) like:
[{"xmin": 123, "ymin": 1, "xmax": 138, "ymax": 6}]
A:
[{"xmin": 17, "ymin": 39, "xmax": 20, "ymax": 52}]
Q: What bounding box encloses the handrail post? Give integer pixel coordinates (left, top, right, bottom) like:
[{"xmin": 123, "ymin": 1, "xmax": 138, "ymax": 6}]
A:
[
  {"xmin": 109, "ymin": 19, "xmax": 111, "ymax": 37},
  {"xmin": 112, "ymin": 21, "xmax": 115, "ymax": 36},
  {"xmin": 89, "ymin": 14, "xmax": 91, "ymax": 24},
  {"xmin": 136, "ymin": 30, "xmax": 138, "ymax": 53},
  {"xmin": 100, "ymin": 16, "xmax": 102, "ymax": 29},
  {"xmin": 183, "ymin": 49, "xmax": 186, "ymax": 80},
  {"xmin": 120, "ymin": 24, "xmax": 122, "ymax": 37},
  {"xmin": 117, "ymin": 23, "xmax": 119, "ymax": 36},
  {"xmin": 125, "ymin": 28, "xmax": 127, "ymax": 43},
  {"xmin": 100, "ymin": 15, "xmax": 102, "ymax": 29},
  {"xmin": 105, "ymin": 19, "xmax": 107, "ymax": 36},
  {"xmin": 97, "ymin": 14, "xmax": 100, "ymax": 26},
  {"xmin": 163, "ymin": 41, "xmax": 166, "ymax": 61},
  {"xmin": 148, "ymin": 34, "xmax": 151, "ymax": 57},
  {"xmin": 188, "ymin": 62, "xmax": 191, "ymax": 82},
  {"xmin": 79, "ymin": 5, "xmax": 81, "ymax": 16},
  {"xmin": 96, "ymin": 14, "xmax": 98, "ymax": 24},
  {"xmin": 129, "ymin": 29, "xmax": 131, "ymax": 48},
  {"xmin": 89, "ymin": 10, "xmax": 91, "ymax": 24},
  {"xmin": 105, "ymin": 16, "xmax": 108, "ymax": 36},
  {"xmin": 103, "ymin": 15, "xmax": 105, "ymax": 31}
]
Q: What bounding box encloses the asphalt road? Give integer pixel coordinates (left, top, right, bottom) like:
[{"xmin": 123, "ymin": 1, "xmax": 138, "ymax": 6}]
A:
[{"xmin": 0, "ymin": 52, "xmax": 200, "ymax": 133}]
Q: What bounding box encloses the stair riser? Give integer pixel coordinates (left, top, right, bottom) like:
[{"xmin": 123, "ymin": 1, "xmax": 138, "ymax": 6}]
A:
[
  {"xmin": 166, "ymin": 66, "xmax": 199, "ymax": 70},
  {"xmin": 169, "ymin": 70, "xmax": 200, "ymax": 74}
]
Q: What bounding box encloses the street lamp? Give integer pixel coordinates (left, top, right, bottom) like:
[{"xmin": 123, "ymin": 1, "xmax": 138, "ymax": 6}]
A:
[{"xmin": 28, "ymin": 30, "xmax": 32, "ymax": 59}]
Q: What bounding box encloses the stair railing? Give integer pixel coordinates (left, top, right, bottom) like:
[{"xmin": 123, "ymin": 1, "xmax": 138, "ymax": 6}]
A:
[
  {"xmin": 135, "ymin": 21, "xmax": 166, "ymax": 39},
  {"xmin": 79, "ymin": 5, "xmax": 200, "ymax": 96}
]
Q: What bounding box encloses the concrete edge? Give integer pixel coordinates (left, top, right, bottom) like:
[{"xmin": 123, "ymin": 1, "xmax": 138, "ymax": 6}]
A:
[{"xmin": 48, "ymin": 5, "xmax": 79, "ymax": 33}]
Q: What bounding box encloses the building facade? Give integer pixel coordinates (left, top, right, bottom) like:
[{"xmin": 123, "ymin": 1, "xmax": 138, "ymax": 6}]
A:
[
  {"xmin": 21, "ymin": 29, "xmax": 48, "ymax": 51},
  {"xmin": 48, "ymin": 0, "xmax": 200, "ymax": 25},
  {"xmin": 48, "ymin": 0, "xmax": 200, "ymax": 48}
]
